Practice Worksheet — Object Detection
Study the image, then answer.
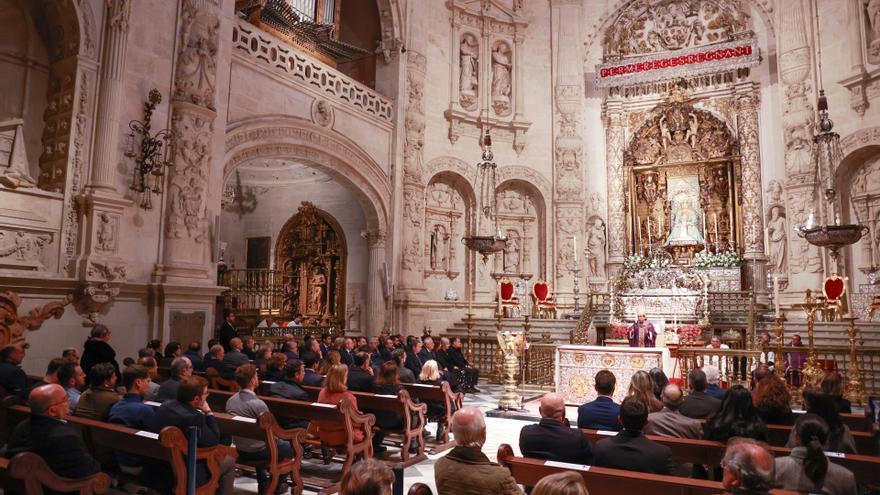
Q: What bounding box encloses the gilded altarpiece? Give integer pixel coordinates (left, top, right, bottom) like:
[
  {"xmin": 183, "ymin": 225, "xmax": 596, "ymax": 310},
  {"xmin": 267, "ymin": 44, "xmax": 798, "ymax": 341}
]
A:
[
  {"xmin": 625, "ymin": 90, "xmax": 742, "ymax": 264},
  {"xmin": 275, "ymin": 203, "xmax": 346, "ymax": 326}
]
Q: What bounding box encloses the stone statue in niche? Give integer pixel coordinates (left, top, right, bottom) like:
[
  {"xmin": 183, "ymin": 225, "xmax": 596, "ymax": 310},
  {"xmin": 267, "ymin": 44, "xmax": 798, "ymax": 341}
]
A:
[
  {"xmin": 767, "ymin": 206, "xmax": 788, "ymax": 275},
  {"xmin": 491, "ymin": 43, "xmax": 512, "ymax": 115},
  {"xmin": 96, "ymin": 213, "xmax": 115, "ymax": 253},
  {"xmin": 307, "ymin": 265, "xmax": 326, "ymax": 315},
  {"xmin": 503, "ymin": 231, "xmax": 520, "ymax": 273},
  {"xmin": 459, "ymin": 34, "xmax": 479, "ymax": 110},
  {"xmin": 869, "ymin": 0, "xmax": 880, "ymax": 55},
  {"xmin": 587, "ymin": 218, "xmax": 607, "ymax": 279},
  {"xmin": 429, "ymin": 225, "xmax": 448, "ymax": 271}
]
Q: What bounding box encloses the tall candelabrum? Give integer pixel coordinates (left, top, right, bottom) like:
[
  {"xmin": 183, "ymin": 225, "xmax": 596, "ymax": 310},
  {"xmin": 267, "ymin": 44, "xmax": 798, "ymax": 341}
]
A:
[
  {"xmin": 796, "ymin": 290, "xmax": 825, "ymax": 388},
  {"xmin": 571, "ymin": 266, "xmax": 581, "ymax": 313},
  {"xmin": 465, "ymin": 311, "xmax": 474, "ymax": 363},
  {"xmin": 496, "ymin": 312, "xmax": 522, "ymax": 410},
  {"xmin": 774, "ymin": 315, "xmax": 786, "ymax": 382},
  {"xmin": 841, "ymin": 316, "xmax": 867, "ymax": 405}
]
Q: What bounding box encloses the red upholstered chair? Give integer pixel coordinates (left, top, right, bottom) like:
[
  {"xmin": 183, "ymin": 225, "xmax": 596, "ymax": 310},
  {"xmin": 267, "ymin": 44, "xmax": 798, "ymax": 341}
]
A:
[
  {"xmin": 498, "ymin": 277, "xmax": 519, "ymax": 317},
  {"xmin": 821, "ymin": 275, "xmax": 846, "ymax": 322},
  {"xmin": 532, "ymin": 280, "xmax": 557, "ymax": 319}
]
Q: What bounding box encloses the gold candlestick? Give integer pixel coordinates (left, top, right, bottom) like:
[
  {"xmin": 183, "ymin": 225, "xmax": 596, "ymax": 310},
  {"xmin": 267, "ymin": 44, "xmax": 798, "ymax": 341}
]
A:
[
  {"xmin": 796, "ymin": 291, "xmax": 824, "ymax": 389},
  {"xmin": 465, "ymin": 312, "xmax": 475, "ymax": 363},
  {"xmin": 841, "ymin": 316, "xmax": 866, "ymax": 405},
  {"xmin": 774, "ymin": 315, "xmax": 786, "ymax": 382}
]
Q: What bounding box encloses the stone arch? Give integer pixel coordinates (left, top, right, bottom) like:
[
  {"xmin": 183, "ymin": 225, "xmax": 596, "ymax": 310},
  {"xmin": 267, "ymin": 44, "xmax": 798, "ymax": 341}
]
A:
[
  {"xmin": 224, "ymin": 116, "xmax": 391, "ymax": 233},
  {"xmin": 837, "ymin": 126, "xmax": 880, "ymax": 192},
  {"xmin": 423, "ymin": 156, "xmax": 478, "ymax": 188}
]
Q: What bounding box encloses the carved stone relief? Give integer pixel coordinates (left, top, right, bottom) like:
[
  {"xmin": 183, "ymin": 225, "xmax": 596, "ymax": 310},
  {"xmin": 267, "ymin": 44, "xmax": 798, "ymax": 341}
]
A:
[
  {"xmin": 424, "ymin": 180, "xmax": 465, "ymax": 279},
  {"xmin": 868, "ymin": 0, "xmax": 880, "ymax": 62},
  {"xmin": 311, "ymin": 99, "xmax": 334, "ymax": 128},
  {"xmin": 459, "ymin": 33, "xmax": 479, "ymax": 110},
  {"xmin": 602, "ymin": 0, "xmax": 752, "ymax": 58},
  {"xmin": 166, "ymin": 111, "xmax": 211, "ymax": 243},
  {"xmin": 94, "ymin": 212, "xmax": 118, "ymax": 254},
  {"xmin": 0, "ymin": 291, "xmax": 70, "ymax": 348},
  {"xmin": 64, "ymin": 72, "xmax": 89, "ymax": 272},
  {"xmin": 586, "ymin": 215, "xmax": 607, "ymax": 280},
  {"xmin": 0, "ymin": 230, "xmax": 53, "ymax": 269},
  {"xmin": 787, "ymin": 192, "xmax": 823, "ymax": 274},
  {"xmin": 400, "ymin": 52, "xmax": 428, "ymax": 282}
]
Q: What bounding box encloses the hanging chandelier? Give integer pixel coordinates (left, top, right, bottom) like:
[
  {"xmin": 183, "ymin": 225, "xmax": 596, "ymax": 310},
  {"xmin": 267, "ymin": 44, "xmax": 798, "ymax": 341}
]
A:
[
  {"xmin": 794, "ymin": 9, "xmax": 867, "ymax": 269},
  {"xmin": 462, "ymin": 129, "xmax": 507, "ymax": 262}
]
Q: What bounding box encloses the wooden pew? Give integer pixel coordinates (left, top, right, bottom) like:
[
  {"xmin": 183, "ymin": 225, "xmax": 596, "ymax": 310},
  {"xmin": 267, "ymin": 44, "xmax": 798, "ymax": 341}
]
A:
[
  {"xmin": 581, "ymin": 428, "xmax": 880, "ymax": 488},
  {"xmin": 793, "ymin": 410, "xmax": 872, "ymax": 433},
  {"xmin": 497, "ymin": 444, "xmax": 801, "ymax": 495},
  {"xmin": 765, "ymin": 423, "xmax": 875, "ymax": 453},
  {"xmin": 206, "ymin": 389, "xmax": 374, "ymax": 493},
  {"xmin": 206, "ymin": 367, "xmax": 239, "ymax": 391},
  {"xmin": 401, "ymin": 382, "xmax": 462, "ymax": 450},
  {"xmin": 1, "ymin": 404, "xmax": 231, "ymax": 495},
  {"xmin": 297, "ymin": 385, "xmax": 428, "ymax": 464},
  {"xmin": 212, "ymin": 411, "xmax": 306, "ymax": 495},
  {"xmin": 0, "ymin": 452, "xmax": 111, "ymax": 495}
]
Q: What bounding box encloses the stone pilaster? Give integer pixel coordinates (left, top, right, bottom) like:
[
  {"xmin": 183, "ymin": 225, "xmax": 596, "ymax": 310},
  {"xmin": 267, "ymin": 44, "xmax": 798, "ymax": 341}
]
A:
[
  {"xmin": 604, "ymin": 101, "xmax": 626, "ymax": 275},
  {"xmin": 551, "ymin": 0, "xmax": 585, "ymax": 292},
  {"xmin": 398, "ymin": 52, "xmax": 427, "ymax": 294}
]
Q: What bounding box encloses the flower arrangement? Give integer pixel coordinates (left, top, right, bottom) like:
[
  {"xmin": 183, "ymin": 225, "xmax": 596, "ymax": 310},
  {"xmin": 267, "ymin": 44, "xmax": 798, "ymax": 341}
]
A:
[
  {"xmin": 693, "ymin": 249, "xmax": 744, "ymax": 268},
  {"xmin": 623, "ymin": 254, "xmax": 647, "ymax": 271},
  {"xmin": 677, "ymin": 324, "xmax": 703, "ymax": 344},
  {"xmin": 611, "ymin": 323, "xmax": 630, "ymax": 339}
]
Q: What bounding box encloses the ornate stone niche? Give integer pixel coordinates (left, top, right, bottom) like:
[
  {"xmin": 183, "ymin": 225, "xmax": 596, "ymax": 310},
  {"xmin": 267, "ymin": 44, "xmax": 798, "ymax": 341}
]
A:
[
  {"xmin": 445, "ymin": 0, "xmax": 530, "ymax": 154},
  {"xmin": 424, "ymin": 178, "xmax": 469, "ymax": 280},
  {"xmin": 850, "ymin": 155, "xmax": 880, "ymax": 276},
  {"xmin": 493, "ymin": 182, "xmax": 541, "ymax": 280}
]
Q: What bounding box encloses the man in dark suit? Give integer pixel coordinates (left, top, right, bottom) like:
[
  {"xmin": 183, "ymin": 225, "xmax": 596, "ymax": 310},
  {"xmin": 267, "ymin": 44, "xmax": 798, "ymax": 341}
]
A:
[
  {"xmin": 319, "ymin": 334, "xmax": 333, "ymax": 361},
  {"xmin": 184, "ymin": 341, "xmax": 204, "ymax": 371},
  {"xmin": 300, "ymin": 351, "xmax": 324, "ymax": 387},
  {"xmin": 347, "ymin": 352, "xmax": 376, "ymax": 392},
  {"xmin": 150, "ymin": 376, "xmax": 236, "ymax": 494},
  {"xmin": 448, "ymin": 337, "xmax": 480, "ymax": 392},
  {"xmin": 217, "ymin": 310, "xmax": 239, "ymax": 352},
  {"xmin": 418, "ymin": 336, "xmax": 438, "ymax": 363},
  {"xmin": 380, "ymin": 337, "xmax": 395, "ymax": 363},
  {"xmin": 645, "ymin": 384, "xmax": 703, "ymax": 439},
  {"xmin": 3, "ymin": 384, "xmax": 101, "ymax": 479},
  {"xmin": 405, "ymin": 339, "xmax": 424, "ymax": 378},
  {"xmin": 520, "ymin": 393, "xmax": 592, "ymax": 464},
  {"xmin": 223, "ymin": 338, "xmax": 250, "ymax": 368},
  {"xmin": 392, "ymin": 348, "xmax": 415, "ymax": 383},
  {"xmin": 577, "ymin": 369, "xmax": 621, "ymax": 431},
  {"xmin": 80, "ymin": 324, "xmax": 120, "ymax": 379},
  {"xmin": 593, "ymin": 395, "xmax": 674, "ymax": 475},
  {"xmin": 155, "ymin": 356, "xmax": 193, "ymax": 403},
  {"xmin": 367, "ymin": 337, "xmax": 383, "ymax": 367},
  {"xmin": 679, "ymin": 368, "xmax": 722, "ymax": 419},
  {"xmin": 202, "ymin": 344, "xmax": 233, "ymax": 379},
  {"xmin": 339, "ymin": 337, "xmax": 355, "ymax": 367},
  {"xmin": 0, "ymin": 344, "xmax": 30, "ymax": 399},
  {"xmin": 269, "ymin": 360, "xmax": 309, "ymax": 402}
]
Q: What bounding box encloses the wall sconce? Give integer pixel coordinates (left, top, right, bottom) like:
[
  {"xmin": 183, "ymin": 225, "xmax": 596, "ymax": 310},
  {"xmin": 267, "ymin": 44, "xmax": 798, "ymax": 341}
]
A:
[{"xmin": 125, "ymin": 89, "xmax": 174, "ymax": 209}]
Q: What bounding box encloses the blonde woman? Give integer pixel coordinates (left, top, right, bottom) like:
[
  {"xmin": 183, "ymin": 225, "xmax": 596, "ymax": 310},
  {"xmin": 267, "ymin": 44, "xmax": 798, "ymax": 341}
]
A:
[
  {"xmin": 314, "ymin": 364, "xmax": 365, "ymax": 445},
  {"xmin": 532, "ymin": 471, "xmax": 589, "ymax": 495},
  {"xmin": 419, "ymin": 359, "xmax": 451, "ymax": 438},
  {"xmin": 320, "ymin": 350, "xmax": 341, "ymax": 375},
  {"xmin": 627, "ymin": 370, "xmax": 663, "ymax": 413}
]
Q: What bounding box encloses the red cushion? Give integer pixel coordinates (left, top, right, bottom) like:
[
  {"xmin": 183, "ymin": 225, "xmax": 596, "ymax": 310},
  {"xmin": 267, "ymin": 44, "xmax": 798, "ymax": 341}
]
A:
[
  {"xmin": 500, "ymin": 282, "xmax": 515, "ymax": 300},
  {"xmin": 824, "ymin": 277, "xmax": 845, "ymax": 301},
  {"xmin": 534, "ymin": 282, "xmax": 549, "ymax": 301}
]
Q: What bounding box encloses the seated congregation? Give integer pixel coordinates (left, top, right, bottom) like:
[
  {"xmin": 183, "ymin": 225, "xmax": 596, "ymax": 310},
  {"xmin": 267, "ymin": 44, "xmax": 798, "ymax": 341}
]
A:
[{"xmin": 0, "ymin": 327, "xmax": 875, "ymax": 495}]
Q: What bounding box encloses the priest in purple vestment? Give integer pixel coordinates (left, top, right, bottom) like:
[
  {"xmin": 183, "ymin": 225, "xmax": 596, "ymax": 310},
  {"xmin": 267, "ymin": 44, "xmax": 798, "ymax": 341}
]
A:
[
  {"xmin": 627, "ymin": 313, "xmax": 657, "ymax": 348},
  {"xmin": 785, "ymin": 334, "xmax": 807, "ymax": 387}
]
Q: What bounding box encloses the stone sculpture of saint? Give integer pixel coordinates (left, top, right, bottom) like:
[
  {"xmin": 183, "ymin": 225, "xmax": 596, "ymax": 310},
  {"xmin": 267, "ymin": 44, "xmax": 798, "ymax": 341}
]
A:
[
  {"xmin": 503, "ymin": 236, "xmax": 520, "ymax": 274},
  {"xmin": 869, "ymin": 0, "xmax": 880, "ymax": 42},
  {"xmin": 587, "ymin": 218, "xmax": 607, "ymax": 278},
  {"xmin": 491, "ymin": 44, "xmax": 512, "ymax": 100},
  {"xmin": 459, "ymin": 34, "xmax": 479, "ymax": 101},
  {"xmin": 767, "ymin": 207, "xmax": 788, "ymax": 274},
  {"xmin": 308, "ymin": 267, "xmax": 326, "ymax": 315}
]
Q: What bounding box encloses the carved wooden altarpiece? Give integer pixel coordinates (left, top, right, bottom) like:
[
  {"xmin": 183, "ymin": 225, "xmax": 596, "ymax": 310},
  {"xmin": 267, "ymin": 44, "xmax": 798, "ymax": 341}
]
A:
[
  {"xmin": 626, "ymin": 85, "xmax": 742, "ymax": 263},
  {"xmin": 275, "ymin": 202, "xmax": 346, "ymax": 326}
]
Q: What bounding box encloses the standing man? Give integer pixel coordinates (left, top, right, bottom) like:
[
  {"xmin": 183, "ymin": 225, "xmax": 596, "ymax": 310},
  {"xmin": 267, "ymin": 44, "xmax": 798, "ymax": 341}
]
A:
[
  {"xmin": 218, "ymin": 309, "xmax": 239, "ymax": 352},
  {"xmin": 80, "ymin": 324, "xmax": 120, "ymax": 379},
  {"xmin": 627, "ymin": 313, "xmax": 656, "ymax": 348}
]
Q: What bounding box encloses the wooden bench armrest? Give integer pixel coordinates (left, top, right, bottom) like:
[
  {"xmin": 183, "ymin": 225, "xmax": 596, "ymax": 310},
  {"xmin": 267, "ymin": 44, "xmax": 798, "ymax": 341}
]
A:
[
  {"xmin": 339, "ymin": 398, "xmax": 377, "ymax": 430},
  {"xmin": 399, "ymin": 388, "xmax": 428, "ymax": 415},
  {"xmin": 160, "ymin": 426, "xmax": 233, "ymax": 495},
  {"xmin": 497, "ymin": 444, "xmax": 515, "ymax": 469},
  {"xmin": 440, "ymin": 381, "xmax": 463, "ymax": 410},
  {"xmin": 8, "ymin": 452, "xmax": 112, "ymax": 495}
]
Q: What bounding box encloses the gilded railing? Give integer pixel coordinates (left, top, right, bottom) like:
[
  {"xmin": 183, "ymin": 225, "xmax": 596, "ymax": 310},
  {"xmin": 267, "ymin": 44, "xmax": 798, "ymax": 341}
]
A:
[
  {"xmin": 222, "ymin": 268, "xmax": 285, "ymax": 315},
  {"xmin": 459, "ymin": 336, "xmax": 556, "ymax": 386},
  {"xmin": 779, "ymin": 345, "xmax": 880, "ymax": 398}
]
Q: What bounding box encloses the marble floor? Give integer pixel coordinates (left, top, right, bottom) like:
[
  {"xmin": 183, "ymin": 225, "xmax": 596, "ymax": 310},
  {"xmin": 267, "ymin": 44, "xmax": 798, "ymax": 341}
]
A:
[{"xmin": 233, "ymin": 381, "xmax": 547, "ymax": 494}]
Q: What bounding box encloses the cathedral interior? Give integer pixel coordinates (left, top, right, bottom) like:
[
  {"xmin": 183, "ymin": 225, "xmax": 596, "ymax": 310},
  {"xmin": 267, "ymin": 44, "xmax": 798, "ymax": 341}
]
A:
[{"xmin": 2, "ymin": 0, "xmax": 880, "ymax": 490}]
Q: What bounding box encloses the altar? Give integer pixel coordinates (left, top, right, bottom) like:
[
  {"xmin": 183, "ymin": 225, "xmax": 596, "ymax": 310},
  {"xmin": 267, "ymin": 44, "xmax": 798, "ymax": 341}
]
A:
[{"xmin": 556, "ymin": 345, "xmax": 671, "ymax": 405}]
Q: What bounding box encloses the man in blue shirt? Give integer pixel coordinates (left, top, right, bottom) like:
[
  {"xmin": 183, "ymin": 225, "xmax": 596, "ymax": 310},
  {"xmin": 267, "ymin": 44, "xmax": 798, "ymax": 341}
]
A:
[
  {"xmin": 184, "ymin": 341, "xmax": 204, "ymax": 371},
  {"xmin": 577, "ymin": 369, "xmax": 622, "ymax": 431},
  {"xmin": 109, "ymin": 365, "xmax": 156, "ymax": 474}
]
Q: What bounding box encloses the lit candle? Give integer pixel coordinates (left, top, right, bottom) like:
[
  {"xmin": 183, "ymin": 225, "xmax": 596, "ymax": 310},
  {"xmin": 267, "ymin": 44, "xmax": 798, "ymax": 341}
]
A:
[
  {"xmin": 497, "ymin": 281, "xmax": 503, "ymax": 315},
  {"xmin": 773, "ymin": 275, "xmax": 780, "ymax": 318},
  {"xmin": 702, "ymin": 212, "xmax": 708, "ymax": 248},
  {"xmin": 468, "ymin": 281, "xmax": 473, "ymax": 314},
  {"xmin": 647, "ymin": 218, "xmax": 653, "ymax": 249}
]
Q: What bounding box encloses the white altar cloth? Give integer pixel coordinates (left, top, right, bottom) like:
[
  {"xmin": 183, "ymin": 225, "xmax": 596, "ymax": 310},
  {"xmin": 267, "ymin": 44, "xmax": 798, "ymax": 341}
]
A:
[{"xmin": 555, "ymin": 345, "xmax": 671, "ymax": 405}]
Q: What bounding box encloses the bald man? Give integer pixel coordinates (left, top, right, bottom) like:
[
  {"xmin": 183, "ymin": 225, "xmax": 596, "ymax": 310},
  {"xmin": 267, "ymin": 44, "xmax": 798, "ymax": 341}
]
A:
[
  {"xmin": 645, "ymin": 384, "xmax": 703, "ymax": 439},
  {"xmin": 721, "ymin": 438, "xmax": 776, "ymax": 493},
  {"xmin": 434, "ymin": 407, "xmax": 523, "ymax": 495},
  {"xmin": 519, "ymin": 393, "xmax": 592, "ymax": 464},
  {"xmin": 4, "ymin": 384, "xmax": 100, "ymax": 479}
]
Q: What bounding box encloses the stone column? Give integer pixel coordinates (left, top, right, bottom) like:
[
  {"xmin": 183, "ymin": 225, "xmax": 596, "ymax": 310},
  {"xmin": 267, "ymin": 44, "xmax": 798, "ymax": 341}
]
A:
[
  {"xmin": 88, "ymin": 0, "xmax": 133, "ymax": 192},
  {"xmin": 848, "ymin": 0, "xmax": 866, "ymax": 75},
  {"xmin": 551, "ymin": 0, "xmax": 585, "ymax": 293},
  {"xmin": 735, "ymin": 85, "xmax": 768, "ymax": 293},
  {"xmin": 398, "ymin": 52, "xmax": 427, "ymax": 293},
  {"xmin": 159, "ymin": 0, "xmax": 222, "ymax": 284},
  {"xmin": 604, "ymin": 100, "xmax": 626, "ymax": 274},
  {"xmin": 513, "ymin": 34, "xmax": 525, "ymax": 121},
  {"xmin": 364, "ymin": 230, "xmax": 387, "ymax": 336}
]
